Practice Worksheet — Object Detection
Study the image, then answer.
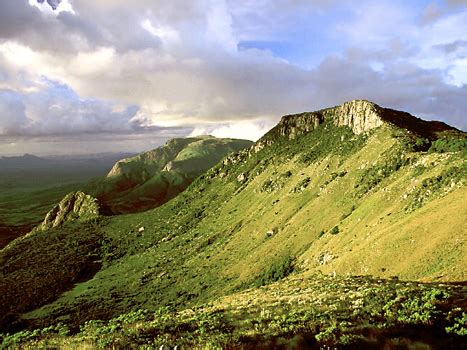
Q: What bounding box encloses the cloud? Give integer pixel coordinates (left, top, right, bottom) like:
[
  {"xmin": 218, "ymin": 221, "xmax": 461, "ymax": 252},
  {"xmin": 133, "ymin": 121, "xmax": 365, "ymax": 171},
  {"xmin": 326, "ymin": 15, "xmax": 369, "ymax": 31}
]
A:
[
  {"xmin": 444, "ymin": 0, "xmax": 467, "ymax": 7},
  {"xmin": 421, "ymin": 2, "xmax": 442, "ymax": 24},
  {"xmin": 307, "ymin": 52, "xmax": 467, "ymax": 130},
  {"xmin": 433, "ymin": 40, "xmax": 467, "ymax": 54},
  {"xmin": 189, "ymin": 119, "xmax": 274, "ymax": 141},
  {"xmin": 0, "ymin": 75, "xmax": 144, "ymax": 136},
  {"xmin": 37, "ymin": 0, "xmax": 62, "ymax": 11},
  {"xmin": 0, "ymin": 89, "xmax": 28, "ymax": 135},
  {"xmin": 0, "ymin": 0, "xmax": 466, "ymax": 155}
]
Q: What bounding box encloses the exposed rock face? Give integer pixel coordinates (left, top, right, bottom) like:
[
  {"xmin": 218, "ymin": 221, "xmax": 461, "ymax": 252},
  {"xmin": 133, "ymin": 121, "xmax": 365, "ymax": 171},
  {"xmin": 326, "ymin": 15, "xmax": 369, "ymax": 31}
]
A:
[
  {"xmin": 263, "ymin": 100, "xmax": 383, "ymax": 142},
  {"xmin": 322, "ymin": 100, "xmax": 383, "ymax": 134},
  {"xmin": 35, "ymin": 191, "xmax": 100, "ymax": 231},
  {"xmin": 259, "ymin": 99, "xmax": 457, "ymax": 144},
  {"xmin": 274, "ymin": 112, "xmax": 323, "ymax": 139}
]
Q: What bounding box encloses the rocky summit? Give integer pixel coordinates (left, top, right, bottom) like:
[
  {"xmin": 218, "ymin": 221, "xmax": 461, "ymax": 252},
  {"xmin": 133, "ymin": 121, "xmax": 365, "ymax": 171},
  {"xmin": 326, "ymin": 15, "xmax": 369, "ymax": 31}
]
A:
[
  {"xmin": 0, "ymin": 100, "xmax": 465, "ymax": 349},
  {"xmin": 34, "ymin": 191, "xmax": 100, "ymax": 232},
  {"xmin": 262, "ymin": 100, "xmax": 457, "ymax": 143}
]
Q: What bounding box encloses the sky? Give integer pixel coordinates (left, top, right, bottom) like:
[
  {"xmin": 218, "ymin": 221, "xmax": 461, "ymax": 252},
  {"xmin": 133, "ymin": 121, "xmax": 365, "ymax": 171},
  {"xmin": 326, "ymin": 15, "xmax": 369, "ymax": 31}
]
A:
[{"xmin": 0, "ymin": 0, "xmax": 466, "ymax": 155}]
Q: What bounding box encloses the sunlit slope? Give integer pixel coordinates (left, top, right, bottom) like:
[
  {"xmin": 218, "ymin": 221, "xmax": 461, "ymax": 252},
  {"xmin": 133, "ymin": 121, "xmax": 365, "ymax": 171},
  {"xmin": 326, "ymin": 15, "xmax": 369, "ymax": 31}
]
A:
[
  {"xmin": 88, "ymin": 136, "xmax": 252, "ymax": 214},
  {"xmin": 20, "ymin": 106, "xmax": 466, "ymax": 329}
]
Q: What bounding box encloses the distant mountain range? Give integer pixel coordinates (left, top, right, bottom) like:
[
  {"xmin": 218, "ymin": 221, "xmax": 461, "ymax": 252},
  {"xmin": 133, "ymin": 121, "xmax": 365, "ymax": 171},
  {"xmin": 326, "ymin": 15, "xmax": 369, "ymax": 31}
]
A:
[{"xmin": 0, "ymin": 153, "xmax": 136, "ymax": 170}]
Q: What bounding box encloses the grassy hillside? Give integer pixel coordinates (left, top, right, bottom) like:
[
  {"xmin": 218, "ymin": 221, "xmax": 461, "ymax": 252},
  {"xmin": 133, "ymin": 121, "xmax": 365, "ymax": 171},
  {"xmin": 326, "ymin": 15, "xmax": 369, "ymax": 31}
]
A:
[
  {"xmin": 4, "ymin": 275, "xmax": 466, "ymax": 349},
  {"xmin": 90, "ymin": 136, "xmax": 253, "ymax": 214},
  {"xmin": 1, "ymin": 101, "xmax": 465, "ymax": 347}
]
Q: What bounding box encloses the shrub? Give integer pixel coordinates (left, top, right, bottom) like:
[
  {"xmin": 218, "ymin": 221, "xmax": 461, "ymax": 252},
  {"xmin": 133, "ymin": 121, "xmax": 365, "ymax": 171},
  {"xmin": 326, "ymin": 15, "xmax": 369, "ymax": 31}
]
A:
[
  {"xmin": 411, "ymin": 137, "xmax": 431, "ymax": 151},
  {"xmin": 254, "ymin": 255, "xmax": 295, "ymax": 286},
  {"xmin": 330, "ymin": 226, "xmax": 339, "ymax": 235},
  {"xmin": 429, "ymin": 137, "xmax": 467, "ymax": 153},
  {"xmin": 292, "ymin": 177, "xmax": 311, "ymax": 193}
]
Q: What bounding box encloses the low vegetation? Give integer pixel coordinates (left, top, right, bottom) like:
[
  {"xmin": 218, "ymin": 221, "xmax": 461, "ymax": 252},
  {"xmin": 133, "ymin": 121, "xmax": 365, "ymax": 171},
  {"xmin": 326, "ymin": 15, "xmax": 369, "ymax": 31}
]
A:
[{"xmin": 2, "ymin": 275, "xmax": 465, "ymax": 349}]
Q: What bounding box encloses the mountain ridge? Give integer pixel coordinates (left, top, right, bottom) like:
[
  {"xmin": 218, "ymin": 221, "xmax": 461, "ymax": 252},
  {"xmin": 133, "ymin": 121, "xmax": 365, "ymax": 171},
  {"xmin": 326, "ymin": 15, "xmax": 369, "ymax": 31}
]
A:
[
  {"xmin": 90, "ymin": 135, "xmax": 253, "ymax": 214},
  {"xmin": 0, "ymin": 100, "xmax": 465, "ymax": 348},
  {"xmin": 261, "ymin": 100, "xmax": 459, "ymax": 144}
]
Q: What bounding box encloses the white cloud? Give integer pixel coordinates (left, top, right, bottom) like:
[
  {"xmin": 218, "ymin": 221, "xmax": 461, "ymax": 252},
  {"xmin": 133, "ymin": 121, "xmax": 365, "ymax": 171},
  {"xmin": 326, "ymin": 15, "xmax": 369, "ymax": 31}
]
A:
[{"xmin": 189, "ymin": 119, "xmax": 274, "ymax": 141}]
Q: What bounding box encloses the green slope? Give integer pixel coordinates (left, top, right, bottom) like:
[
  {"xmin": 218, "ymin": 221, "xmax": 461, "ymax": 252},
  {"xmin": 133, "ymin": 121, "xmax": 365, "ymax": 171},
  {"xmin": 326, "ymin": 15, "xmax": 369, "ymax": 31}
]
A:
[
  {"xmin": 89, "ymin": 136, "xmax": 253, "ymax": 214},
  {"xmin": 1, "ymin": 100, "xmax": 466, "ymax": 347}
]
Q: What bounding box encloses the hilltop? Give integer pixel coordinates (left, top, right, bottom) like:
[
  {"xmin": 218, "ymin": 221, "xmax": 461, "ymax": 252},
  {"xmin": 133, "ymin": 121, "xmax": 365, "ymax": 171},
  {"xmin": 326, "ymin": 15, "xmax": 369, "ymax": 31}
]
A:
[
  {"xmin": 0, "ymin": 100, "xmax": 465, "ymax": 348},
  {"xmin": 87, "ymin": 136, "xmax": 253, "ymax": 214}
]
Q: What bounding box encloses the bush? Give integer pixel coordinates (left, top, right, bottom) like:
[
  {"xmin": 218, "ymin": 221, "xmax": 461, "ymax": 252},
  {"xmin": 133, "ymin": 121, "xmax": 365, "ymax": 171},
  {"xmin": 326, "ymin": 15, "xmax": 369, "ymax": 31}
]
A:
[
  {"xmin": 411, "ymin": 137, "xmax": 431, "ymax": 151},
  {"xmin": 429, "ymin": 137, "xmax": 466, "ymax": 153},
  {"xmin": 330, "ymin": 226, "xmax": 339, "ymax": 235},
  {"xmin": 292, "ymin": 177, "xmax": 311, "ymax": 193},
  {"xmin": 254, "ymin": 256, "xmax": 295, "ymax": 286}
]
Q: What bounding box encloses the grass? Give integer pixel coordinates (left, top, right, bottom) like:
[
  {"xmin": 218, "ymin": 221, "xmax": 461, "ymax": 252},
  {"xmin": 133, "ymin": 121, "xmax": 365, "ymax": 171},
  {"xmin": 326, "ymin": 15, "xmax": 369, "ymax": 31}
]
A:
[
  {"xmin": 0, "ymin": 219, "xmax": 105, "ymax": 331},
  {"xmin": 0, "ymin": 182, "xmax": 86, "ymax": 227},
  {"xmin": 3, "ymin": 274, "xmax": 465, "ymax": 349}
]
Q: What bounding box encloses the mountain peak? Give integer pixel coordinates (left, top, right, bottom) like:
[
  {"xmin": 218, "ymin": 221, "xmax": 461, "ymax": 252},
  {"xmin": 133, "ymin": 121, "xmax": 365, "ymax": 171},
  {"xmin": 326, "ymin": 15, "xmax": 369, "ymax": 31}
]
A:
[
  {"xmin": 34, "ymin": 191, "xmax": 100, "ymax": 232},
  {"xmin": 261, "ymin": 99, "xmax": 458, "ymax": 143}
]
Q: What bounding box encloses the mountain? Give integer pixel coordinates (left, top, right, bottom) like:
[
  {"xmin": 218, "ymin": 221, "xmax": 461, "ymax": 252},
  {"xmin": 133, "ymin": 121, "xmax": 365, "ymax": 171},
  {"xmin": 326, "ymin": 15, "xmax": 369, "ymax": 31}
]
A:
[
  {"xmin": 87, "ymin": 135, "xmax": 253, "ymax": 214},
  {"xmin": 0, "ymin": 154, "xmax": 45, "ymax": 167},
  {"xmin": 0, "ymin": 100, "xmax": 465, "ymax": 348},
  {"xmin": 33, "ymin": 191, "xmax": 100, "ymax": 232}
]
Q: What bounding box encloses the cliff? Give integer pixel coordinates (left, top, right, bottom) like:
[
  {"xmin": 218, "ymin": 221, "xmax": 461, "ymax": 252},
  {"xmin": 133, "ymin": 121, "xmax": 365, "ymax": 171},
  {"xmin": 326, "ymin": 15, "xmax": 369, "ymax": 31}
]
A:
[{"xmin": 261, "ymin": 100, "xmax": 457, "ymax": 143}]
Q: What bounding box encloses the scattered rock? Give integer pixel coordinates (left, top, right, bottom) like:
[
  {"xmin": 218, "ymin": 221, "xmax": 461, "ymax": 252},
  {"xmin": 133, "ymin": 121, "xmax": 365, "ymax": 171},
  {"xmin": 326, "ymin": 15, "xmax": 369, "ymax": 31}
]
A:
[
  {"xmin": 317, "ymin": 251, "xmax": 335, "ymax": 265},
  {"xmin": 266, "ymin": 227, "xmax": 279, "ymax": 237},
  {"xmin": 237, "ymin": 173, "xmax": 246, "ymax": 183}
]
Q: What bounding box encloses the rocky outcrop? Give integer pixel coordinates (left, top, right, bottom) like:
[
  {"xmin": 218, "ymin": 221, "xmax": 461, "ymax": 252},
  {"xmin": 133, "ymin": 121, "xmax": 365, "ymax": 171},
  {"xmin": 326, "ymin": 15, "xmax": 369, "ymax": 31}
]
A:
[
  {"xmin": 322, "ymin": 100, "xmax": 384, "ymax": 134},
  {"xmin": 274, "ymin": 112, "xmax": 324, "ymax": 139},
  {"xmin": 262, "ymin": 100, "xmax": 384, "ymax": 142},
  {"xmin": 35, "ymin": 191, "xmax": 100, "ymax": 231},
  {"xmin": 259, "ymin": 99, "xmax": 458, "ymax": 144}
]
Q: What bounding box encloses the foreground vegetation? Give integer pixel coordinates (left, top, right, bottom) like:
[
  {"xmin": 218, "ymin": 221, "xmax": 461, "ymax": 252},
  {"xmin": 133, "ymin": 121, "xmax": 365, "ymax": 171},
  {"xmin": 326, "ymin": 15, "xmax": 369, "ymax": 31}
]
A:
[{"xmin": 2, "ymin": 274, "xmax": 465, "ymax": 349}]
